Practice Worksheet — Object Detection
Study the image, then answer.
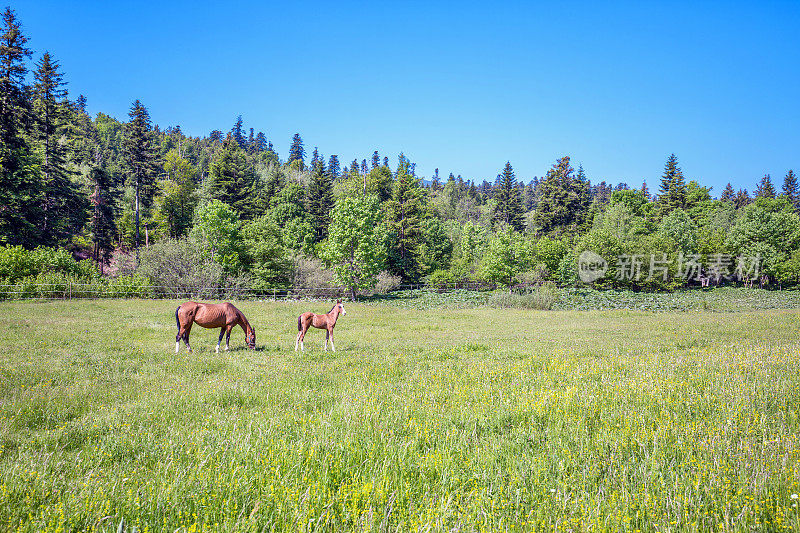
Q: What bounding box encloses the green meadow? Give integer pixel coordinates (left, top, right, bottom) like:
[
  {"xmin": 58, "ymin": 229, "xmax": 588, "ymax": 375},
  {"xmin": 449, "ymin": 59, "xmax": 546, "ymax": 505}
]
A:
[{"xmin": 1, "ymin": 298, "xmax": 799, "ymax": 532}]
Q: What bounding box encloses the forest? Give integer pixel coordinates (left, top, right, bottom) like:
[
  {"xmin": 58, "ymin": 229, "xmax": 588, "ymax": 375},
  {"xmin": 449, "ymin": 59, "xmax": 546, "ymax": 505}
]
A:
[{"xmin": 2, "ymin": 7, "xmax": 800, "ymax": 298}]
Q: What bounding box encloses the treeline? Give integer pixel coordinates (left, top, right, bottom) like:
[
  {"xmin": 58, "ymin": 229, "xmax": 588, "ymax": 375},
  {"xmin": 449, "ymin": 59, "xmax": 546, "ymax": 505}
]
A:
[{"xmin": 2, "ymin": 7, "xmax": 799, "ymax": 297}]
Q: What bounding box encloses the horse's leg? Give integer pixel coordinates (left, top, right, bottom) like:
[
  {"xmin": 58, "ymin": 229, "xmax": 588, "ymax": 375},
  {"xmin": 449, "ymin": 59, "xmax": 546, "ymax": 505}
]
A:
[
  {"xmin": 324, "ymin": 329, "xmax": 329, "ymax": 351},
  {"xmin": 297, "ymin": 325, "xmax": 307, "ymax": 352},
  {"xmin": 183, "ymin": 324, "xmax": 193, "ymax": 353},
  {"xmin": 216, "ymin": 327, "xmax": 225, "ymax": 353},
  {"xmin": 329, "ymin": 328, "xmax": 335, "ymax": 352},
  {"xmin": 225, "ymin": 326, "xmax": 232, "ymax": 351},
  {"xmin": 176, "ymin": 328, "xmax": 182, "ymax": 354}
]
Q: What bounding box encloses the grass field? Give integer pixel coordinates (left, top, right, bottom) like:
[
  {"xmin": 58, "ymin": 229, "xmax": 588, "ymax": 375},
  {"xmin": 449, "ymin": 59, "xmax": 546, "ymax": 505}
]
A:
[{"xmin": 1, "ymin": 298, "xmax": 799, "ymax": 531}]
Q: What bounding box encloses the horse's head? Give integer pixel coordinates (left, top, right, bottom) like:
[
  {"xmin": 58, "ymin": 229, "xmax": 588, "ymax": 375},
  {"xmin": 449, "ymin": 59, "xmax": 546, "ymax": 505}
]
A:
[
  {"xmin": 337, "ymin": 299, "xmax": 346, "ymax": 316},
  {"xmin": 246, "ymin": 327, "xmax": 256, "ymax": 349}
]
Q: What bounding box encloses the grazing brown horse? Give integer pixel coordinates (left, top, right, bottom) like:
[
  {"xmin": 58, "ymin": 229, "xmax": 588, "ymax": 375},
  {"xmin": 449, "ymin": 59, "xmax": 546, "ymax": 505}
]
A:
[
  {"xmin": 295, "ymin": 300, "xmax": 346, "ymax": 352},
  {"xmin": 175, "ymin": 301, "xmax": 255, "ymax": 353}
]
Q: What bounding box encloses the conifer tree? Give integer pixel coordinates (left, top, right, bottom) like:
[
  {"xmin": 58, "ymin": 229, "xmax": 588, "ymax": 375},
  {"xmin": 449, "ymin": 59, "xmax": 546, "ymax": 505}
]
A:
[
  {"xmin": 782, "ymin": 170, "xmax": 799, "ymax": 212},
  {"xmin": 491, "ymin": 161, "xmax": 525, "ymax": 231},
  {"xmin": 288, "ymin": 133, "xmax": 305, "ymax": 169},
  {"xmin": 386, "ymin": 155, "xmax": 426, "ymax": 281},
  {"xmin": 254, "ymin": 131, "xmax": 267, "ymax": 153},
  {"xmin": 32, "ymin": 51, "xmax": 86, "ymax": 245},
  {"xmin": 307, "ymin": 154, "xmax": 334, "ymax": 241},
  {"xmin": 533, "ymin": 156, "xmax": 589, "ymax": 234},
  {"xmin": 123, "ymin": 99, "xmax": 159, "ymax": 260},
  {"xmin": 372, "ymin": 150, "xmax": 380, "ymax": 168},
  {"xmin": 734, "ymin": 188, "xmax": 751, "ymax": 209},
  {"xmin": 0, "ymin": 7, "xmax": 41, "ymax": 245},
  {"xmin": 231, "ymin": 115, "xmax": 245, "ymax": 148},
  {"xmin": 88, "ymin": 166, "xmax": 119, "ymax": 273},
  {"xmin": 720, "ymin": 183, "xmax": 735, "ymax": 203},
  {"xmin": 247, "ymin": 127, "xmax": 254, "ymax": 151},
  {"xmin": 361, "ymin": 159, "xmax": 368, "ymax": 175},
  {"xmin": 327, "ymin": 154, "xmax": 340, "ymax": 181},
  {"xmin": 754, "ymin": 174, "xmax": 776, "ymax": 199},
  {"xmin": 206, "ymin": 135, "xmax": 260, "ymax": 220},
  {"xmin": 383, "ymin": 156, "xmax": 389, "ymax": 168},
  {"xmin": 640, "ymin": 181, "xmax": 650, "ymax": 200},
  {"xmin": 657, "ymin": 153, "xmax": 686, "ymax": 215}
]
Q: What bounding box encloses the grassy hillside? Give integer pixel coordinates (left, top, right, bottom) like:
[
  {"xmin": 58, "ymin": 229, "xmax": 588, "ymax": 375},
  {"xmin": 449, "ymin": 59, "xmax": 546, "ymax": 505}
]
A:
[{"xmin": 1, "ymin": 300, "xmax": 799, "ymax": 531}]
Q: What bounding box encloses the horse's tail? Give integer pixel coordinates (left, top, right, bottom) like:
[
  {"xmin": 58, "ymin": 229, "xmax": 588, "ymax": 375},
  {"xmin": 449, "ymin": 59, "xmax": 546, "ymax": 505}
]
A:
[
  {"xmin": 175, "ymin": 306, "xmax": 181, "ymax": 331},
  {"xmin": 297, "ymin": 314, "xmax": 301, "ymax": 331}
]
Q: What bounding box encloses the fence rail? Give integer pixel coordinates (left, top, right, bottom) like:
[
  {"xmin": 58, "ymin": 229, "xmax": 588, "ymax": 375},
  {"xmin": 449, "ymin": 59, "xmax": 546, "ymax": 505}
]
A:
[{"xmin": 0, "ymin": 281, "xmax": 497, "ymax": 301}]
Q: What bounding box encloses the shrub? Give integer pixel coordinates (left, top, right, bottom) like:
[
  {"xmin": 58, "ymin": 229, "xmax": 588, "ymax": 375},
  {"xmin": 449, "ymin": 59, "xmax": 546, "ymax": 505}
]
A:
[
  {"xmin": 136, "ymin": 237, "xmax": 229, "ymax": 298},
  {"xmin": 490, "ymin": 282, "xmax": 560, "ymax": 310},
  {"xmin": 374, "ymin": 271, "xmax": 402, "ymax": 294},
  {"xmin": 107, "ymin": 274, "xmax": 155, "ymax": 298}
]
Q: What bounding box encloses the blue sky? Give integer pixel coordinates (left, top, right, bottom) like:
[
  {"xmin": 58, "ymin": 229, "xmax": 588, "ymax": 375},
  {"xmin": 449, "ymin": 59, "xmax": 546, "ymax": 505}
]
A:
[{"xmin": 13, "ymin": 0, "xmax": 800, "ymax": 193}]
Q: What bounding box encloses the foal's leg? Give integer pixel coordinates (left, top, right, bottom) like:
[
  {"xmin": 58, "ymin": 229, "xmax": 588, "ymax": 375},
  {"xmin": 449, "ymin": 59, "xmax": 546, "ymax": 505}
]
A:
[
  {"xmin": 296, "ymin": 326, "xmax": 307, "ymax": 352},
  {"xmin": 329, "ymin": 328, "xmax": 335, "ymax": 352},
  {"xmin": 324, "ymin": 330, "xmax": 329, "ymax": 351}
]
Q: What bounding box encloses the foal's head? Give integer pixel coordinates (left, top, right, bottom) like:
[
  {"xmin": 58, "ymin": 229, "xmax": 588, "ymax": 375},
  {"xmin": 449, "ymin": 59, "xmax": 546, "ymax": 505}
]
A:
[
  {"xmin": 246, "ymin": 327, "xmax": 256, "ymax": 349},
  {"xmin": 336, "ymin": 299, "xmax": 346, "ymax": 316}
]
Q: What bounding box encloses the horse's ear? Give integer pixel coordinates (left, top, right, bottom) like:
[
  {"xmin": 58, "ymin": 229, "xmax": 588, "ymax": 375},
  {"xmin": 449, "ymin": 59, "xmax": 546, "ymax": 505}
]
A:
[{"xmin": 336, "ymin": 299, "xmax": 341, "ymax": 303}]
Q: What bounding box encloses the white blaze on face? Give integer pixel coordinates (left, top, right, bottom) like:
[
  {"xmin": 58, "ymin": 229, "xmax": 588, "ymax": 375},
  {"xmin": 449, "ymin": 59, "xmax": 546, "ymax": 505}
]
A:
[{"xmin": 340, "ymin": 304, "xmax": 346, "ymax": 315}]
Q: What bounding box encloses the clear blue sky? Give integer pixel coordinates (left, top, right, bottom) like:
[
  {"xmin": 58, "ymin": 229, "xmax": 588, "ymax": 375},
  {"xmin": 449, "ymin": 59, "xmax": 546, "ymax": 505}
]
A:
[{"xmin": 13, "ymin": 0, "xmax": 800, "ymax": 193}]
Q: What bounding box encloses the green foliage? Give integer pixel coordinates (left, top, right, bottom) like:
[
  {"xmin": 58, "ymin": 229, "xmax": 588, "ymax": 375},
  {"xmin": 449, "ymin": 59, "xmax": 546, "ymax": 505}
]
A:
[
  {"xmin": 386, "ymin": 159, "xmax": 426, "ymax": 282},
  {"xmin": 657, "ymin": 153, "xmax": 687, "ymax": 216},
  {"xmin": 0, "ymin": 245, "xmax": 98, "ymax": 284},
  {"xmin": 479, "ymin": 229, "xmax": 521, "ymax": 286},
  {"xmin": 533, "ymin": 156, "xmax": 590, "ymax": 235},
  {"xmin": 241, "ymin": 216, "xmax": 292, "ymax": 291},
  {"xmin": 106, "ymin": 274, "xmax": 154, "ymax": 298},
  {"xmin": 206, "ymin": 137, "xmax": 261, "ymax": 220},
  {"xmin": 321, "ymin": 195, "xmax": 387, "ymax": 299},
  {"xmin": 136, "ymin": 237, "xmax": 228, "ymax": 296},
  {"xmin": 726, "ymin": 197, "xmax": 800, "ymax": 278},
  {"xmin": 490, "ymin": 162, "xmax": 525, "ymax": 232},
  {"xmin": 190, "ymin": 200, "xmax": 243, "ymax": 273}
]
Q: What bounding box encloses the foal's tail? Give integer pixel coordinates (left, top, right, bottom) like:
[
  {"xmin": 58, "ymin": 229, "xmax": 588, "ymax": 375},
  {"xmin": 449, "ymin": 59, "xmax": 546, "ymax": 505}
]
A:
[
  {"xmin": 297, "ymin": 314, "xmax": 301, "ymax": 331},
  {"xmin": 175, "ymin": 306, "xmax": 181, "ymax": 331}
]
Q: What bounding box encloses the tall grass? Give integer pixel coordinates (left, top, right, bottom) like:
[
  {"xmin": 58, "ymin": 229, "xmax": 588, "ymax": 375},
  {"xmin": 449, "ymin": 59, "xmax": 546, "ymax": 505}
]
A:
[{"xmin": 0, "ymin": 300, "xmax": 799, "ymax": 531}]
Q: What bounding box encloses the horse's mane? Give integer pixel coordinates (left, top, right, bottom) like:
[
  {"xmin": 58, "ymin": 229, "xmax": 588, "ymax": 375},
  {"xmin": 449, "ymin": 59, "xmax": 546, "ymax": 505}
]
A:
[{"xmin": 329, "ymin": 303, "xmax": 337, "ymax": 313}]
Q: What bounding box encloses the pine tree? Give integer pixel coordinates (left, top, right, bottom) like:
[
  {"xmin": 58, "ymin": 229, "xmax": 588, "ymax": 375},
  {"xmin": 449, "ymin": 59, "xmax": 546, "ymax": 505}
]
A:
[
  {"xmin": 361, "ymin": 159, "xmax": 368, "ymax": 175},
  {"xmin": 532, "ymin": 156, "xmax": 589, "ymax": 234},
  {"xmin": 123, "ymin": 99, "xmax": 159, "ymax": 261},
  {"xmin": 288, "ymin": 133, "xmax": 305, "ymax": 169},
  {"xmin": 386, "ymin": 155, "xmax": 426, "ymax": 281},
  {"xmin": 310, "ymin": 147, "xmax": 321, "ymax": 170},
  {"xmin": 657, "ymin": 153, "xmax": 686, "ymax": 215},
  {"xmin": 209, "ymin": 130, "xmax": 223, "ymax": 144},
  {"xmin": 492, "ymin": 161, "xmax": 525, "ymax": 231},
  {"xmin": 88, "ymin": 166, "xmax": 119, "ymax": 273},
  {"xmin": 32, "ymin": 51, "xmax": 86, "ymax": 245},
  {"xmin": 371, "ymin": 150, "xmax": 380, "ymax": 168},
  {"xmin": 720, "ymin": 183, "xmax": 735, "ymax": 203},
  {"xmin": 383, "ymin": 156, "xmax": 389, "ymax": 168},
  {"xmin": 327, "ymin": 155, "xmax": 340, "ymax": 181},
  {"xmin": 247, "ymin": 127, "xmax": 254, "ymax": 151},
  {"xmin": 307, "ymin": 154, "xmax": 334, "ymax": 242},
  {"xmin": 641, "ymin": 181, "xmax": 650, "ymax": 200},
  {"xmin": 206, "ymin": 135, "xmax": 260, "ymax": 219},
  {"xmin": 734, "ymin": 188, "xmax": 751, "ymax": 209},
  {"xmin": 0, "ymin": 7, "xmax": 42, "ymax": 245},
  {"xmin": 754, "ymin": 174, "xmax": 776, "ymax": 199},
  {"xmin": 782, "ymin": 170, "xmax": 799, "ymax": 212},
  {"xmin": 254, "ymin": 131, "xmax": 267, "ymax": 153},
  {"xmin": 231, "ymin": 115, "xmax": 245, "ymax": 148}
]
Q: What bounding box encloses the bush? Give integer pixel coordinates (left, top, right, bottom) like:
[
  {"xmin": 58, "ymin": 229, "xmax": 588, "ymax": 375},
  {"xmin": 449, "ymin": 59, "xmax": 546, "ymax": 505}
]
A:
[
  {"xmin": 107, "ymin": 274, "xmax": 155, "ymax": 298},
  {"xmin": 490, "ymin": 282, "xmax": 560, "ymax": 310},
  {"xmin": 374, "ymin": 271, "xmax": 402, "ymax": 294},
  {"xmin": 136, "ymin": 237, "xmax": 231, "ymax": 298},
  {"xmin": 0, "ymin": 245, "xmax": 99, "ymax": 283}
]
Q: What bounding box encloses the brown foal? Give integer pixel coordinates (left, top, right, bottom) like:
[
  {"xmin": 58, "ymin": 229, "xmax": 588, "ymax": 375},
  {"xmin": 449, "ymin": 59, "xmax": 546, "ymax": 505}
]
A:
[
  {"xmin": 295, "ymin": 300, "xmax": 346, "ymax": 352},
  {"xmin": 175, "ymin": 301, "xmax": 255, "ymax": 353}
]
